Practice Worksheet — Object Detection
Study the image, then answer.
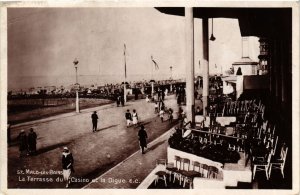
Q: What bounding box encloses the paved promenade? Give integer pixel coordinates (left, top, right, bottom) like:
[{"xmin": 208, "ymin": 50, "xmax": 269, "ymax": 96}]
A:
[
  {"xmin": 7, "ymin": 95, "xmax": 180, "ymax": 188},
  {"xmin": 84, "ymin": 129, "xmax": 171, "ymax": 189}
]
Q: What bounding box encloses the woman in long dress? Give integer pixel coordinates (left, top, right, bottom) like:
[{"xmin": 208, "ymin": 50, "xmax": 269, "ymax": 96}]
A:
[{"xmin": 132, "ymin": 109, "xmax": 138, "ymax": 126}]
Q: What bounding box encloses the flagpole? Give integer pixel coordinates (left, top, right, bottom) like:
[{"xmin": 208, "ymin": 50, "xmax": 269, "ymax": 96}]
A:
[
  {"xmin": 151, "ymin": 55, "xmax": 154, "ymax": 98},
  {"xmin": 151, "ymin": 55, "xmax": 154, "ymax": 80},
  {"xmin": 124, "ymin": 44, "xmax": 127, "ymax": 103}
]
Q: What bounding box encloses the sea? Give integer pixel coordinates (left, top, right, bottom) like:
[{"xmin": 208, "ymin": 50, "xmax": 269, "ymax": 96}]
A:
[{"xmin": 8, "ymin": 74, "xmax": 185, "ymax": 91}]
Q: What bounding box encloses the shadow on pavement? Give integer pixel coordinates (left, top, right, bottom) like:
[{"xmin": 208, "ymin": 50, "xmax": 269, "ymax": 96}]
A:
[
  {"xmin": 95, "ymin": 124, "xmax": 119, "ymax": 132},
  {"xmin": 35, "ymin": 141, "xmax": 72, "ymax": 155},
  {"xmin": 70, "ymin": 161, "xmax": 116, "ymax": 188},
  {"xmin": 147, "ymin": 140, "xmax": 165, "ymax": 151}
]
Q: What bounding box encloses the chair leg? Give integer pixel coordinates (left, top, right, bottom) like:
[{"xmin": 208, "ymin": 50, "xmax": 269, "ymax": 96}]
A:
[
  {"xmin": 164, "ymin": 175, "xmax": 167, "ymax": 187},
  {"xmin": 253, "ymin": 165, "xmax": 257, "ymax": 180},
  {"xmin": 179, "ymin": 175, "xmax": 182, "ymax": 185},
  {"xmin": 268, "ymin": 164, "xmax": 272, "ymax": 178},
  {"xmin": 281, "ymin": 166, "xmax": 285, "ymax": 178},
  {"xmin": 173, "ymin": 173, "xmax": 177, "ymax": 183},
  {"xmin": 265, "ymin": 166, "xmax": 269, "ymax": 180}
]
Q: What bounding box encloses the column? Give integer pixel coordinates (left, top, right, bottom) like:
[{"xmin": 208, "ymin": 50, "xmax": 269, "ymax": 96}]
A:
[
  {"xmin": 185, "ymin": 7, "xmax": 195, "ymax": 124},
  {"xmin": 76, "ymin": 90, "xmax": 80, "ymax": 113},
  {"xmin": 202, "ymin": 18, "xmax": 209, "ymax": 116},
  {"xmin": 124, "ymin": 83, "xmax": 127, "ymax": 103}
]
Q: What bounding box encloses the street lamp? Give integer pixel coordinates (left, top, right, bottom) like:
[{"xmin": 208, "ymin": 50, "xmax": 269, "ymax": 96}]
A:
[
  {"xmin": 170, "ymin": 66, "xmax": 173, "ymax": 92},
  {"xmin": 73, "ymin": 58, "xmax": 80, "ymax": 113}
]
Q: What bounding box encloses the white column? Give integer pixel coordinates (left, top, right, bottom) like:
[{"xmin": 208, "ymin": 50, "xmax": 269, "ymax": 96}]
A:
[
  {"xmin": 185, "ymin": 7, "xmax": 195, "ymax": 124},
  {"xmin": 124, "ymin": 83, "xmax": 127, "ymax": 103},
  {"xmin": 151, "ymin": 82, "xmax": 154, "ymax": 98},
  {"xmin": 76, "ymin": 90, "xmax": 80, "ymax": 113},
  {"xmin": 202, "ymin": 18, "xmax": 209, "ymax": 116}
]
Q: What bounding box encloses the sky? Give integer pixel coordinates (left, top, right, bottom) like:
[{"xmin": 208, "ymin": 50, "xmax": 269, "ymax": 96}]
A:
[{"xmin": 7, "ymin": 8, "xmax": 259, "ymax": 90}]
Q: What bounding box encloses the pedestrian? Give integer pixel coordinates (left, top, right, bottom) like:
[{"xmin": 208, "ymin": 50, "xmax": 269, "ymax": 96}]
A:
[
  {"xmin": 132, "ymin": 109, "xmax": 139, "ymax": 126},
  {"xmin": 28, "ymin": 128, "xmax": 37, "ymax": 155},
  {"xmin": 62, "ymin": 147, "xmax": 74, "ymax": 188},
  {"xmin": 177, "ymin": 94, "xmax": 181, "ymax": 105},
  {"xmin": 168, "ymin": 108, "xmax": 173, "ymax": 123},
  {"xmin": 195, "ymin": 106, "xmax": 202, "ymax": 115},
  {"xmin": 125, "ymin": 109, "xmax": 132, "ymax": 127},
  {"xmin": 157, "ymin": 89, "xmax": 161, "ymax": 101},
  {"xmin": 91, "ymin": 111, "xmax": 98, "ymax": 132},
  {"xmin": 178, "ymin": 107, "xmax": 183, "ymax": 120},
  {"xmin": 208, "ymin": 105, "xmax": 216, "ymax": 127},
  {"xmin": 121, "ymin": 95, "xmax": 125, "ymax": 106},
  {"xmin": 159, "ymin": 108, "xmax": 165, "ymax": 122},
  {"xmin": 146, "ymin": 95, "xmax": 150, "ymax": 103},
  {"xmin": 138, "ymin": 125, "xmax": 148, "ymax": 154},
  {"xmin": 160, "ymin": 101, "xmax": 165, "ymax": 111},
  {"xmin": 116, "ymin": 95, "xmax": 120, "ymax": 107},
  {"xmin": 154, "ymin": 102, "xmax": 159, "ymax": 114},
  {"xmin": 17, "ymin": 130, "xmax": 28, "ymax": 158}
]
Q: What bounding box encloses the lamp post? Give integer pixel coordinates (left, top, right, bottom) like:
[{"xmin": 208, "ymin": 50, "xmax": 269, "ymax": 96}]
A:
[{"xmin": 73, "ymin": 58, "xmax": 80, "ymax": 113}]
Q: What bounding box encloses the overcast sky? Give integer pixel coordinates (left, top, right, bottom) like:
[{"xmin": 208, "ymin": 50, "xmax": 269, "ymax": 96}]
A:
[{"xmin": 7, "ymin": 8, "xmax": 259, "ymax": 90}]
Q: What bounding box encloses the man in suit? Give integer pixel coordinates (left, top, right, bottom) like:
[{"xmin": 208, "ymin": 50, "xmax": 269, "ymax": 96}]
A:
[
  {"xmin": 91, "ymin": 111, "xmax": 99, "ymax": 132},
  {"xmin": 138, "ymin": 125, "xmax": 148, "ymax": 154}
]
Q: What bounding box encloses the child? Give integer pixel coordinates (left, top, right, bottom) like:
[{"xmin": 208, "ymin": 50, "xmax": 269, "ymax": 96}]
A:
[
  {"xmin": 154, "ymin": 102, "xmax": 159, "ymax": 114},
  {"xmin": 146, "ymin": 95, "xmax": 150, "ymax": 103},
  {"xmin": 125, "ymin": 110, "xmax": 132, "ymax": 127},
  {"xmin": 159, "ymin": 109, "xmax": 165, "ymax": 122}
]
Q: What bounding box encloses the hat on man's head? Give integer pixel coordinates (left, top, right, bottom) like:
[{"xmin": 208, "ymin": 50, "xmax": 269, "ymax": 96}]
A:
[
  {"xmin": 63, "ymin": 147, "xmax": 68, "ymax": 150},
  {"xmin": 21, "ymin": 130, "xmax": 25, "ymax": 133}
]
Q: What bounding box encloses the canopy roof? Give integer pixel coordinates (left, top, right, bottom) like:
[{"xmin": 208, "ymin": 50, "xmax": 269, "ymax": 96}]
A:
[{"xmin": 155, "ymin": 7, "xmax": 291, "ymax": 38}]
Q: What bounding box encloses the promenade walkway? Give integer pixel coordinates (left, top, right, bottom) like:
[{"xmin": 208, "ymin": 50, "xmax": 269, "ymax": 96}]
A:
[{"xmin": 7, "ymin": 95, "xmax": 180, "ymax": 188}]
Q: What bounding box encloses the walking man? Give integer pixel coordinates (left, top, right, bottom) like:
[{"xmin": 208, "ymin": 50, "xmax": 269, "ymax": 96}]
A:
[
  {"xmin": 17, "ymin": 130, "xmax": 28, "ymax": 158},
  {"xmin": 62, "ymin": 147, "xmax": 74, "ymax": 188},
  {"xmin": 91, "ymin": 111, "xmax": 99, "ymax": 132},
  {"xmin": 125, "ymin": 109, "xmax": 132, "ymax": 127},
  {"xmin": 28, "ymin": 128, "xmax": 37, "ymax": 155},
  {"xmin": 138, "ymin": 125, "xmax": 148, "ymax": 154}
]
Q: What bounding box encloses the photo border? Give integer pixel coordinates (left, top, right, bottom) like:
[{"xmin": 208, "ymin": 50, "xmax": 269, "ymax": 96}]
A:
[{"xmin": 0, "ymin": 1, "xmax": 299, "ymax": 195}]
